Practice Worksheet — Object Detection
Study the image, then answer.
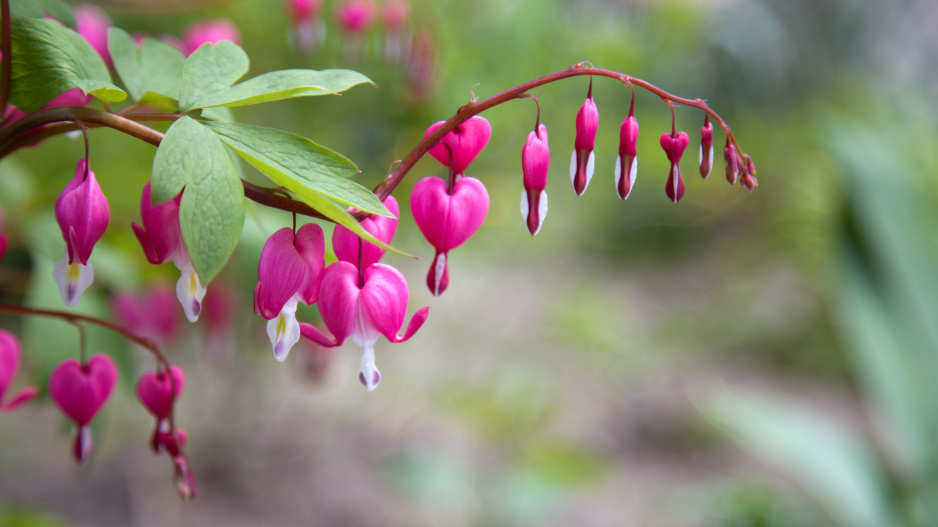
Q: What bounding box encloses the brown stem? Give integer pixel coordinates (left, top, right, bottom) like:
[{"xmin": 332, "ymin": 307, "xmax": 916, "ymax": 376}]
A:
[{"xmin": 370, "ymin": 64, "xmax": 747, "ymax": 203}]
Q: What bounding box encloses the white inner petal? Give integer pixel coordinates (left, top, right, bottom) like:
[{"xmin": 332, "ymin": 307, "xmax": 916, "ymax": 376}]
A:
[
  {"xmin": 360, "ymin": 346, "xmax": 381, "ymax": 392},
  {"xmin": 175, "ymin": 263, "xmax": 207, "ymax": 323},
  {"xmin": 268, "ymin": 297, "xmax": 300, "ymax": 362},
  {"xmin": 585, "ymin": 151, "xmax": 595, "ymax": 188},
  {"xmin": 629, "ymin": 157, "xmax": 638, "ymax": 189},
  {"xmin": 534, "ymin": 190, "xmax": 548, "ymax": 236},
  {"xmin": 53, "ymin": 252, "xmax": 94, "ymax": 306},
  {"xmin": 569, "ymin": 150, "xmax": 577, "ymax": 185},
  {"xmin": 433, "ymin": 252, "xmax": 446, "ymax": 296},
  {"xmin": 520, "ymin": 189, "xmax": 529, "ymax": 222},
  {"xmin": 614, "ymin": 156, "xmax": 622, "ymax": 188}
]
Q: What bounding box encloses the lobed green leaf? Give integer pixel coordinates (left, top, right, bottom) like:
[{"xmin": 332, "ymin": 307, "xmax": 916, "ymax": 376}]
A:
[
  {"xmin": 177, "ymin": 41, "xmax": 249, "ymax": 112},
  {"xmin": 152, "ymin": 116, "xmax": 245, "ymax": 283},
  {"xmin": 108, "ymin": 27, "xmax": 185, "ymax": 106},
  {"xmin": 9, "ymin": 18, "xmax": 126, "ymax": 112},
  {"xmin": 8, "ymin": 0, "xmax": 75, "ymax": 26},
  {"xmin": 188, "ymin": 69, "xmax": 374, "ymax": 108}
]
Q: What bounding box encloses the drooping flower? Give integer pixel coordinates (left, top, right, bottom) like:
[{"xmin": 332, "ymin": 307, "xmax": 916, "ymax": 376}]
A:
[
  {"xmin": 570, "ymin": 93, "xmax": 598, "ymax": 196},
  {"xmin": 335, "ymin": 0, "xmax": 375, "ymax": 35},
  {"xmin": 660, "ymin": 131, "xmax": 690, "ymax": 203},
  {"xmin": 699, "ymin": 117, "xmax": 714, "ymax": 179},
  {"xmin": 332, "ymin": 195, "xmax": 399, "ymax": 270},
  {"xmin": 300, "ymin": 262, "xmax": 429, "ymax": 391},
  {"xmin": 53, "ymin": 158, "xmax": 110, "ymax": 306},
  {"xmin": 615, "ymin": 114, "xmax": 640, "ymax": 200},
  {"xmin": 285, "ymin": 0, "xmax": 324, "ymax": 51},
  {"xmin": 411, "ymin": 176, "xmax": 489, "ymax": 296},
  {"xmin": 136, "ymin": 366, "xmax": 185, "ymax": 453},
  {"xmin": 0, "ymin": 330, "xmax": 38, "ymax": 413},
  {"xmin": 521, "ymin": 123, "xmax": 550, "ymax": 235},
  {"xmin": 74, "ymin": 4, "xmax": 112, "ymax": 65},
  {"xmin": 254, "ymin": 224, "xmax": 325, "ymax": 361},
  {"xmin": 132, "ymin": 182, "xmax": 206, "ymax": 323},
  {"xmin": 382, "ymin": 0, "xmax": 410, "ymax": 61},
  {"xmin": 112, "ymin": 286, "xmax": 180, "ymax": 345},
  {"xmin": 724, "ymin": 140, "xmax": 740, "ymax": 185},
  {"xmin": 740, "ymin": 159, "xmax": 759, "ymax": 193},
  {"xmin": 425, "ymin": 116, "xmax": 492, "ymax": 176},
  {"xmin": 183, "ymin": 19, "xmax": 241, "ymax": 55},
  {"xmin": 49, "ymin": 354, "xmax": 118, "ymax": 463}
]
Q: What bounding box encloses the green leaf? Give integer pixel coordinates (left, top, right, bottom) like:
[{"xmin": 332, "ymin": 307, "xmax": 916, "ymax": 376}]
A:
[
  {"xmin": 177, "ymin": 41, "xmax": 249, "ymax": 112},
  {"xmin": 8, "ymin": 0, "xmax": 74, "ymax": 26},
  {"xmin": 152, "ymin": 116, "xmax": 244, "ymax": 283},
  {"xmin": 200, "ymin": 121, "xmax": 410, "ymax": 256},
  {"xmin": 9, "ymin": 18, "xmax": 126, "ymax": 112},
  {"xmin": 202, "ymin": 121, "xmax": 389, "ymax": 215},
  {"xmin": 108, "ymin": 27, "xmax": 185, "ymax": 105},
  {"xmin": 188, "ymin": 69, "xmax": 374, "ymax": 108},
  {"xmin": 699, "ymin": 389, "xmax": 898, "ymax": 527}
]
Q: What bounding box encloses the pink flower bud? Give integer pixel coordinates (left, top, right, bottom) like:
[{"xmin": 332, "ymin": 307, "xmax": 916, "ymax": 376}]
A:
[
  {"xmin": 425, "ymin": 116, "xmax": 492, "ymax": 176},
  {"xmin": 699, "ymin": 119, "xmax": 713, "ymax": 179},
  {"xmin": 570, "ymin": 95, "xmax": 598, "ymax": 196},
  {"xmin": 724, "ymin": 142, "xmax": 739, "ymax": 185},
  {"xmin": 254, "ymin": 224, "xmax": 325, "ymax": 361},
  {"xmin": 332, "ymin": 196, "xmax": 399, "ymax": 270},
  {"xmin": 49, "ymin": 354, "xmax": 118, "ymax": 463},
  {"xmin": 383, "ymin": 0, "xmax": 409, "ymax": 31},
  {"xmin": 615, "ymin": 115, "xmax": 640, "ymax": 200},
  {"xmin": 53, "ymin": 158, "xmax": 109, "ymax": 306},
  {"xmin": 521, "ymin": 123, "xmax": 550, "ymax": 236},
  {"xmin": 740, "ymin": 159, "xmax": 759, "ymax": 193},
  {"xmin": 286, "ymin": 0, "xmax": 322, "ymax": 21},
  {"xmin": 410, "ymin": 176, "xmax": 489, "ymax": 296},
  {"xmin": 300, "ymin": 262, "xmax": 428, "ymax": 391},
  {"xmin": 74, "ymin": 4, "xmax": 112, "ymax": 65},
  {"xmin": 0, "ymin": 330, "xmax": 38, "ymax": 413},
  {"xmin": 335, "ymin": 0, "xmax": 375, "ymax": 34},
  {"xmin": 183, "ymin": 19, "xmax": 241, "ymax": 55},
  {"xmin": 132, "ymin": 183, "xmax": 205, "ymax": 323},
  {"xmin": 660, "ymin": 131, "xmax": 690, "ymax": 204},
  {"xmin": 136, "ymin": 366, "xmax": 185, "ymax": 421}
]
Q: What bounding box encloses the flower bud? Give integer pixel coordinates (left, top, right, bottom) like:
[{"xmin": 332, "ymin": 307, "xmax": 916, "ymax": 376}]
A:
[
  {"xmin": 615, "ymin": 115, "xmax": 640, "ymax": 199},
  {"xmin": 740, "ymin": 159, "xmax": 759, "ymax": 192},
  {"xmin": 570, "ymin": 95, "xmax": 598, "ymax": 196},
  {"xmin": 333, "ymin": 196, "xmax": 399, "ymax": 270},
  {"xmin": 699, "ymin": 119, "xmax": 713, "ymax": 179},
  {"xmin": 335, "ymin": 0, "xmax": 375, "ymax": 35},
  {"xmin": 660, "ymin": 131, "xmax": 690, "ymax": 203},
  {"xmin": 521, "ymin": 124, "xmax": 550, "ymax": 235},
  {"xmin": 724, "ymin": 142, "xmax": 740, "ymax": 185}
]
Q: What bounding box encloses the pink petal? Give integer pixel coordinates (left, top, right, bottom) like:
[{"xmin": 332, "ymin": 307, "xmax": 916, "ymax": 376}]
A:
[
  {"xmin": 49, "ymin": 354, "xmax": 118, "ymax": 426},
  {"xmin": 294, "ymin": 223, "xmax": 326, "ymax": 305},
  {"xmin": 333, "ymin": 196, "xmax": 399, "ymax": 270},
  {"xmin": 410, "ymin": 176, "xmax": 489, "ymax": 252},
  {"xmin": 136, "ymin": 366, "xmax": 185, "ymax": 419},
  {"xmin": 334, "ymin": 0, "xmax": 375, "ymax": 34},
  {"xmin": 254, "ymin": 228, "xmax": 309, "ymax": 319},
  {"xmin": 55, "ymin": 159, "xmax": 109, "ymax": 265},
  {"xmin": 522, "ymin": 124, "xmax": 550, "ymax": 192},
  {"xmin": 135, "ymin": 182, "xmax": 183, "ymax": 265},
  {"xmin": 316, "ymin": 261, "xmax": 362, "ymax": 345},
  {"xmin": 574, "ymin": 97, "xmax": 598, "ymax": 151},
  {"xmin": 74, "ymin": 4, "xmax": 112, "ymax": 65},
  {"xmin": 425, "ymin": 116, "xmax": 492, "ymax": 175},
  {"xmin": 358, "ymin": 263, "xmax": 409, "ymax": 341},
  {"xmin": 183, "ymin": 19, "xmax": 242, "ymax": 55},
  {"xmin": 299, "ymin": 322, "xmax": 341, "ymax": 348}
]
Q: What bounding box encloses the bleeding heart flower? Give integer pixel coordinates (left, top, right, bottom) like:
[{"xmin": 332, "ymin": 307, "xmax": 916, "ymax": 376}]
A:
[
  {"xmin": 112, "ymin": 286, "xmax": 180, "ymax": 345},
  {"xmin": 521, "ymin": 123, "xmax": 550, "ymax": 236},
  {"xmin": 300, "ymin": 262, "xmax": 429, "ymax": 391},
  {"xmin": 0, "ymin": 330, "xmax": 38, "ymax": 413},
  {"xmin": 285, "ymin": 0, "xmax": 324, "ymax": 51},
  {"xmin": 699, "ymin": 118, "xmax": 714, "ymax": 179},
  {"xmin": 254, "ymin": 224, "xmax": 325, "ymax": 361},
  {"xmin": 53, "ymin": 158, "xmax": 109, "ymax": 306},
  {"xmin": 615, "ymin": 114, "xmax": 640, "ymax": 200},
  {"xmin": 425, "ymin": 116, "xmax": 492, "ymax": 176},
  {"xmin": 332, "ymin": 196, "xmax": 399, "ymax": 270},
  {"xmin": 660, "ymin": 131, "xmax": 690, "ymax": 203},
  {"xmin": 49, "ymin": 354, "xmax": 118, "ymax": 463},
  {"xmin": 183, "ymin": 19, "xmax": 241, "ymax": 55},
  {"xmin": 411, "ymin": 176, "xmax": 489, "ymax": 296},
  {"xmin": 570, "ymin": 94, "xmax": 598, "ymax": 196},
  {"xmin": 132, "ymin": 182, "xmax": 206, "ymax": 323},
  {"xmin": 137, "ymin": 365, "xmax": 185, "ymax": 454},
  {"xmin": 335, "ymin": 0, "xmax": 375, "ymax": 34},
  {"xmin": 740, "ymin": 159, "xmax": 759, "ymax": 193}
]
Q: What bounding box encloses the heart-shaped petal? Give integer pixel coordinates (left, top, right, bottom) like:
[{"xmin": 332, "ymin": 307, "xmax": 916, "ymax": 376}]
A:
[
  {"xmin": 359, "ymin": 263, "xmax": 409, "ymax": 342},
  {"xmin": 136, "ymin": 365, "xmax": 185, "ymax": 419},
  {"xmin": 425, "ymin": 116, "xmax": 492, "ymax": 174},
  {"xmin": 316, "ymin": 261, "xmax": 363, "ymax": 346},
  {"xmin": 410, "ymin": 176, "xmax": 489, "ymax": 252},
  {"xmin": 254, "ymin": 227, "xmax": 310, "ymax": 320},
  {"xmin": 49, "ymin": 354, "xmax": 118, "ymax": 426},
  {"xmin": 333, "ymin": 196, "xmax": 399, "ymax": 270},
  {"xmin": 659, "ymin": 131, "xmax": 690, "ymax": 164},
  {"xmin": 293, "ymin": 223, "xmax": 326, "ymax": 305}
]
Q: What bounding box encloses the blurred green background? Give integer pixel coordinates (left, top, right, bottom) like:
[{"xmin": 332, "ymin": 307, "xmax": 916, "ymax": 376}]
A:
[{"xmin": 2, "ymin": 0, "xmax": 938, "ymax": 525}]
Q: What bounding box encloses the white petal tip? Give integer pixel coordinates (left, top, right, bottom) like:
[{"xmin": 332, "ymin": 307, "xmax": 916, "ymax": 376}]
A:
[{"xmin": 53, "ymin": 255, "xmax": 94, "ymax": 306}]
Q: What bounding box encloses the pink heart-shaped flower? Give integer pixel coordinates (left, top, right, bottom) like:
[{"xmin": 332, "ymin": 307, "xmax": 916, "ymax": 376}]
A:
[
  {"xmin": 410, "ymin": 176, "xmax": 489, "ymax": 253},
  {"xmin": 49, "ymin": 354, "xmax": 117, "ymax": 426},
  {"xmin": 136, "ymin": 365, "xmax": 185, "ymax": 420},
  {"xmin": 659, "ymin": 131, "xmax": 690, "ymax": 164},
  {"xmin": 333, "ymin": 196, "xmax": 399, "ymax": 270},
  {"xmin": 425, "ymin": 116, "xmax": 492, "ymax": 175}
]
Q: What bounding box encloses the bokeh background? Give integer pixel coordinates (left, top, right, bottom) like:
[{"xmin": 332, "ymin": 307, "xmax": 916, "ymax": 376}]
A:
[{"xmin": 2, "ymin": 0, "xmax": 938, "ymax": 525}]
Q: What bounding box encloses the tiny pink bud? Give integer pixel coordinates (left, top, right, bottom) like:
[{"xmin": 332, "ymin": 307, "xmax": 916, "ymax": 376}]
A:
[
  {"xmin": 74, "ymin": 4, "xmax": 112, "ymax": 65},
  {"xmin": 699, "ymin": 119, "xmax": 713, "ymax": 179},
  {"xmin": 335, "ymin": 0, "xmax": 375, "ymax": 34},
  {"xmin": 425, "ymin": 116, "xmax": 492, "ymax": 176},
  {"xmin": 724, "ymin": 142, "xmax": 740, "ymax": 185},
  {"xmin": 740, "ymin": 159, "xmax": 759, "ymax": 192},
  {"xmin": 570, "ymin": 96, "xmax": 598, "ymax": 196},
  {"xmin": 410, "ymin": 176, "xmax": 489, "ymax": 296},
  {"xmin": 183, "ymin": 19, "xmax": 241, "ymax": 55},
  {"xmin": 615, "ymin": 115, "xmax": 640, "ymax": 200},
  {"xmin": 660, "ymin": 131, "xmax": 690, "ymax": 204},
  {"xmin": 173, "ymin": 456, "xmax": 199, "ymax": 501},
  {"xmin": 0, "ymin": 330, "xmax": 38, "ymax": 413},
  {"xmin": 521, "ymin": 124, "xmax": 550, "ymax": 236}
]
